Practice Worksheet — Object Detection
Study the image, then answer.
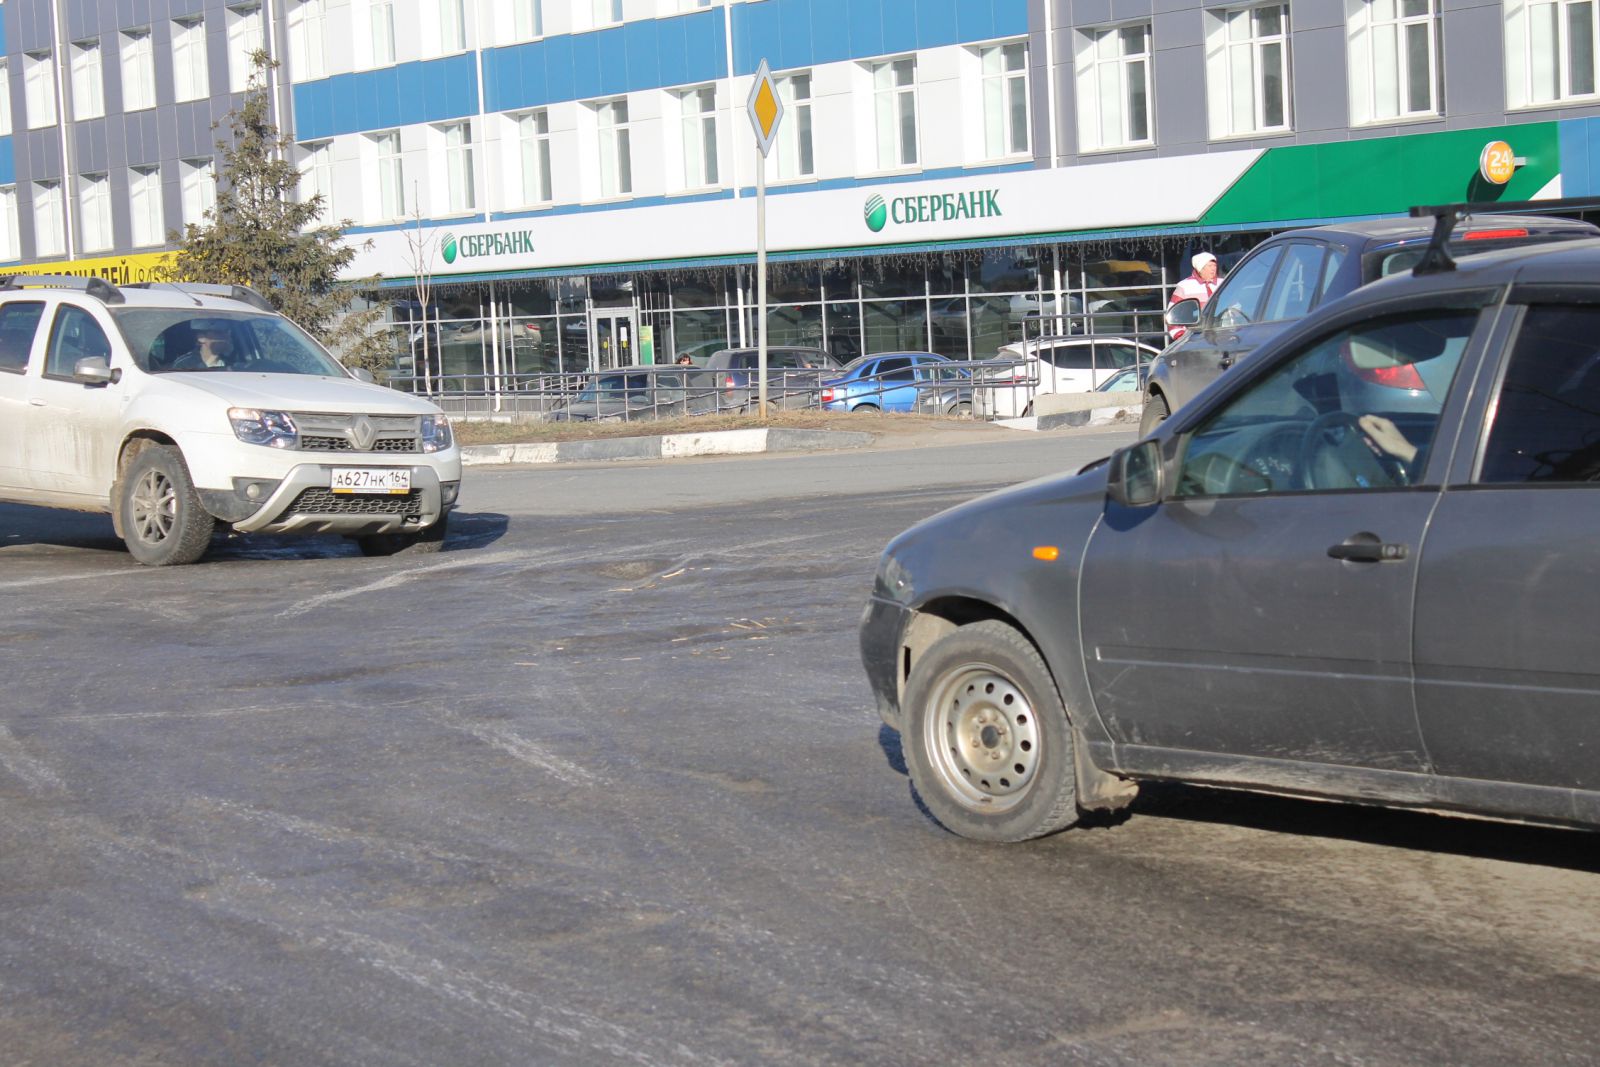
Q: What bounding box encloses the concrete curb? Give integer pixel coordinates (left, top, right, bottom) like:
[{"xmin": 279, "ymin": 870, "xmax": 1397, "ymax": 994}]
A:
[
  {"xmin": 461, "ymin": 427, "xmax": 874, "ymax": 466},
  {"xmin": 996, "ymin": 402, "xmax": 1143, "ymax": 432}
]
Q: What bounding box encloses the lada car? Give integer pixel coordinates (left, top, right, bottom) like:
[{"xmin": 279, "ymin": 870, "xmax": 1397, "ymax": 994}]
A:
[
  {"xmin": 1143, "ymin": 212, "xmax": 1599, "ymax": 434},
  {"xmin": 0, "ymin": 276, "xmax": 461, "ymax": 565},
  {"xmin": 819, "ymin": 352, "xmax": 971, "ymax": 415},
  {"xmin": 862, "ymin": 235, "xmax": 1600, "ymax": 842}
]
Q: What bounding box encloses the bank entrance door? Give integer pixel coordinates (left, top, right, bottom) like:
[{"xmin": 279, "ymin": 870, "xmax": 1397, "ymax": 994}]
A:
[{"xmin": 590, "ymin": 310, "xmax": 638, "ymax": 370}]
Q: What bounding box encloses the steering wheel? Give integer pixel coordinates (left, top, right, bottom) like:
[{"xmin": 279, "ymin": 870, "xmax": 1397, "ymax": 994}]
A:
[{"xmin": 1297, "ymin": 411, "xmax": 1405, "ymax": 490}]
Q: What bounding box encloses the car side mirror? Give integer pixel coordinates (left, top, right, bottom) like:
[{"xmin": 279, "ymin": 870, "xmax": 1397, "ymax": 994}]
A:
[
  {"xmin": 350, "ymin": 368, "xmax": 377, "ymax": 383},
  {"xmin": 73, "ymin": 355, "xmax": 118, "ymax": 386},
  {"xmin": 1106, "ymin": 439, "xmax": 1164, "ymax": 508},
  {"xmin": 1164, "ymin": 298, "xmax": 1201, "ymax": 328}
]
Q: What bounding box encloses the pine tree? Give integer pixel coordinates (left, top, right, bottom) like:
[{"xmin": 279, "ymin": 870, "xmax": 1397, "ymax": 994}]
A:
[{"xmin": 164, "ymin": 51, "xmax": 390, "ymax": 371}]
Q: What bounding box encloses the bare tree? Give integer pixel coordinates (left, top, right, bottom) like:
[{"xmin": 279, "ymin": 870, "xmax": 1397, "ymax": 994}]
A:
[{"xmin": 400, "ymin": 187, "xmax": 441, "ymax": 393}]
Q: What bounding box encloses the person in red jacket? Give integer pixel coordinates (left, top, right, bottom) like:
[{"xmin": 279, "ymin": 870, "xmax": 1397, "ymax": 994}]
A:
[{"xmin": 1167, "ymin": 252, "xmax": 1220, "ymax": 341}]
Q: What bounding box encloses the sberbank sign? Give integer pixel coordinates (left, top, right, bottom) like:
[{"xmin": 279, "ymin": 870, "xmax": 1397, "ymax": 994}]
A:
[
  {"xmin": 863, "ymin": 189, "xmax": 1002, "ymax": 233},
  {"xmin": 440, "ymin": 229, "xmax": 537, "ymax": 265}
]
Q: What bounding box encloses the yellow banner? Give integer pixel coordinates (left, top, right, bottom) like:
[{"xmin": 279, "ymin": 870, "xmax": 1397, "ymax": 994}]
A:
[{"xmin": 0, "ymin": 251, "xmax": 174, "ymax": 286}]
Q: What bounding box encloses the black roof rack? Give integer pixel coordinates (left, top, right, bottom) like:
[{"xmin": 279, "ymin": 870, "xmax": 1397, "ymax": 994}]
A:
[
  {"xmin": 1407, "ymin": 195, "xmax": 1600, "ymax": 276},
  {"xmin": 122, "ymin": 281, "xmax": 275, "ymax": 313},
  {"xmin": 0, "ymin": 274, "xmax": 125, "ymax": 304}
]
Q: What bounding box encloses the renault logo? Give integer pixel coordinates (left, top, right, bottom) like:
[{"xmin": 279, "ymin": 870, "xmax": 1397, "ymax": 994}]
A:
[{"xmin": 351, "ymin": 416, "xmax": 376, "ymax": 450}]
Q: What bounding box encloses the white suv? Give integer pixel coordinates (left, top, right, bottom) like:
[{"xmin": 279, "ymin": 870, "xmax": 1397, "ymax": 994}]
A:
[{"xmin": 0, "ymin": 276, "xmax": 461, "ymax": 565}]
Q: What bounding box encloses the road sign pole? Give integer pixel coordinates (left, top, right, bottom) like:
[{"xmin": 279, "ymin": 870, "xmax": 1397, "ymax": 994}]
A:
[
  {"xmin": 757, "ymin": 145, "xmax": 767, "ymax": 417},
  {"xmin": 745, "ymin": 59, "xmax": 783, "ymax": 424}
]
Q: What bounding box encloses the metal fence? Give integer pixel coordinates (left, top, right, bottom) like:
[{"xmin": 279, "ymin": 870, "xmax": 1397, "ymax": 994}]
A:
[{"xmin": 388, "ymin": 332, "xmax": 1166, "ymax": 424}]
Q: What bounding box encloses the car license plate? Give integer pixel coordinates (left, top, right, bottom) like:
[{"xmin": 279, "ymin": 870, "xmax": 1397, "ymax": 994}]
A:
[{"xmin": 330, "ymin": 468, "xmax": 411, "ymax": 495}]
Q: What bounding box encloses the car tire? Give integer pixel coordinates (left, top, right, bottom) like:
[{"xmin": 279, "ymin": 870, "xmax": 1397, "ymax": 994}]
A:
[
  {"xmin": 356, "ymin": 513, "xmax": 449, "ymax": 557},
  {"xmin": 1139, "ymin": 392, "xmax": 1170, "ymax": 436},
  {"xmin": 119, "ymin": 445, "xmax": 216, "ymax": 567},
  {"xmin": 902, "ymin": 620, "xmax": 1080, "ymax": 842},
  {"xmin": 851, "ymin": 403, "xmax": 880, "ymax": 413},
  {"xmin": 948, "ymin": 401, "xmax": 973, "ymax": 418}
]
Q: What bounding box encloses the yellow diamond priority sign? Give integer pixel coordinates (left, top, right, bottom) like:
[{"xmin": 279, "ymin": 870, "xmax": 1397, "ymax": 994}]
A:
[{"xmin": 747, "ymin": 59, "xmax": 784, "ymax": 157}]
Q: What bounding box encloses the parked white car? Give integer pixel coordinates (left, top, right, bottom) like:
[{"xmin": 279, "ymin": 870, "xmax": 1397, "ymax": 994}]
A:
[
  {"xmin": 0, "ymin": 276, "xmax": 461, "ymax": 565},
  {"xmin": 973, "ymin": 336, "xmax": 1162, "ymax": 419}
]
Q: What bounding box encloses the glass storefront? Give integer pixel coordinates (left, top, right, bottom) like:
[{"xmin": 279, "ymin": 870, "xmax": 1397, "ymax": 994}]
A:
[{"xmin": 380, "ymin": 235, "xmax": 1267, "ymax": 386}]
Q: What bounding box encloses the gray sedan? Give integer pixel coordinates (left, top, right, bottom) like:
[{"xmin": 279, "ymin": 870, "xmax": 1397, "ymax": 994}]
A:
[{"xmin": 862, "ymin": 236, "xmax": 1600, "ymax": 842}]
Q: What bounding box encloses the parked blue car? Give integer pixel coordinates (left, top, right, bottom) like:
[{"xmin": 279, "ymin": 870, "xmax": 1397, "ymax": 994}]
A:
[{"xmin": 820, "ymin": 352, "xmax": 971, "ymax": 414}]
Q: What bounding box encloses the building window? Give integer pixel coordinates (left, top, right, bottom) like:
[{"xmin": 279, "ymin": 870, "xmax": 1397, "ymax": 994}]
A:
[
  {"xmin": 597, "ymin": 98, "xmax": 632, "ymax": 197},
  {"xmin": 979, "ymin": 41, "xmax": 1030, "ymax": 158},
  {"xmin": 180, "ymin": 159, "xmax": 217, "ymax": 227},
  {"xmin": 1206, "ymin": 5, "xmax": 1291, "ymax": 137},
  {"xmin": 518, "ymin": 110, "xmax": 553, "ymax": 204},
  {"xmin": 300, "ymin": 141, "xmax": 335, "ymax": 219},
  {"xmin": 79, "ymin": 174, "xmax": 113, "ymax": 252},
  {"xmin": 172, "ymin": 17, "xmax": 209, "ymax": 103},
  {"xmin": 679, "ymin": 86, "xmax": 718, "ymax": 188},
  {"xmin": 442, "ymin": 121, "xmax": 476, "ymax": 212},
  {"xmin": 120, "ymin": 29, "xmax": 156, "ymax": 112},
  {"xmin": 513, "ymin": 0, "xmax": 543, "ymax": 39},
  {"xmin": 288, "ymin": 0, "xmax": 326, "ymax": 81},
  {"xmin": 228, "ymin": 4, "xmax": 265, "ymax": 93},
  {"xmin": 71, "ymin": 39, "xmax": 104, "ymax": 120},
  {"xmin": 594, "ymin": 0, "xmax": 623, "ymax": 26},
  {"xmin": 1349, "ymin": 0, "xmax": 1439, "ymax": 122},
  {"xmin": 0, "ymin": 62, "xmax": 11, "ymax": 136},
  {"xmin": 24, "ymin": 51, "xmax": 56, "ymax": 129},
  {"xmin": 1075, "ymin": 24, "xmax": 1152, "ymax": 151},
  {"xmin": 871, "ymin": 57, "xmax": 919, "ymax": 169},
  {"xmin": 0, "ymin": 186, "xmax": 18, "ymax": 261},
  {"xmin": 433, "ymin": 0, "xmax": 466, "ymax": 53},
  {"xmin": 373, "ymin": 130, "xmax": 405, "ymax": 220},
  {"xmin": 33, "ymin": 180, "xmax": 64, "ymax": 257},
  {"xmin": 367, "ymin": 0, "xmax": 397, "ymax": 67},
  {"xmin": 129, "ymin": 166, "xmax": 164, "ymax": 247},
  {"xmin": 775, "ymin": 72, "xmax": 814, "ymax": 179},
  {"xmin": 1508, "ymin": 0, "xmax": 1600, "ymax": 106}
]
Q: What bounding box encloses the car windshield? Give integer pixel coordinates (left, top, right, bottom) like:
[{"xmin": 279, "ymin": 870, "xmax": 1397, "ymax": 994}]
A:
[{"xmin": 112, "ymin": 308, "xmax": 347, "ymax": 376}]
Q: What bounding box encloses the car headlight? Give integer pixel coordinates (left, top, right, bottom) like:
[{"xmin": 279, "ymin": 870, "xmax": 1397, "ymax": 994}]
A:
[
  {"xmin": 421, "ymin": 414, "xmax": 454, "ymax": 454},
  {"xmin": 228, "ymin": 408, "xmax": 299, "ymax": 448}
]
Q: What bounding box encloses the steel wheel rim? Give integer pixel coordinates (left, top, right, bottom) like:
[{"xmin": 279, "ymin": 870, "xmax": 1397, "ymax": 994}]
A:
[
  {"xmin": 923, "ymin": 663, "xmax": 1041, "ymax": 813},
  {"xmin": 130, "ymin": 468, "xmax": 177, "ymax": 545}
]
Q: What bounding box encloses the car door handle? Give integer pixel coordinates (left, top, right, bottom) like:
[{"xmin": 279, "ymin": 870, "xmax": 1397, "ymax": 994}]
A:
[
  {"xmin": 1328, "ymin": 533, "xmax": 1409, "ymax": 563},
  {"xmin": 1219, "ymin": 353, "xmax": 1236, "ymax": 369}
]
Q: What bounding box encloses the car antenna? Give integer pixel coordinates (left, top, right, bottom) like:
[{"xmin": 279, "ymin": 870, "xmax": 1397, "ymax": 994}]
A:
[{"xmin": 1408, "ymin": 194, "xmax": 1600, "ymax": 276}]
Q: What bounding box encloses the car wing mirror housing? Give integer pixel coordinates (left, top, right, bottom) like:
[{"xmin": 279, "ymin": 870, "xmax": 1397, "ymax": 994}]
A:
[
  {"xmin": 1106, "ymin": 439, "xmax": 1165, "ymax": 508},
  {"xmin": 1165, "ymin": 298, "xmax": 1201, "ymax": 328},
  {"xmin": 73, "ymin": 355, "xmax": 118, "ymax": 386},
  {"xmin": 349, "ymin": 367, "xmax": 377, "ymax": 383}
]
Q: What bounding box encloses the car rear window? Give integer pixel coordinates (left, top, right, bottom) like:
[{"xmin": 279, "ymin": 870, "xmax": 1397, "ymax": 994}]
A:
[
  {"xmin": 1480, "ymin": 304, "xmax": 1600, "ymax": 483},
  {"xmin": 1378, "ymin": 233, "xmax": 1591, "ymax": 277}
]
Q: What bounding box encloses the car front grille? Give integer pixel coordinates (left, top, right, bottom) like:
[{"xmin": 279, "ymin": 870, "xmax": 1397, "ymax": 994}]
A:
[
  {"xmin": 292, "ymin": 413, "xmax": 421, "ymax": 453},
  {"xmin": 300, "ymin": 435, "xmax": 420, "ymax": 453},
  {"xmin": 284, "ymin": 488, "xmax": 423, "ymax": 516}
]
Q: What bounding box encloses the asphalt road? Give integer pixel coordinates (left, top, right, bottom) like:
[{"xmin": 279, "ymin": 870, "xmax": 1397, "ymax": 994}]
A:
[{"xmin": 2, "ymin": 428, "xmax": 1598, "ymax": 1066}]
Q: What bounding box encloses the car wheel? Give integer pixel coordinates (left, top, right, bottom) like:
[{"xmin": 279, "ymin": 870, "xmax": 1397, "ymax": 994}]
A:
[
  {"xmin": 948, "ymin": 401, "xmax": 973, "ymax": 418},
  {"xmin": 357, "ymin": 513, "xmax": 449, "ymax": 557},
  {"xmin": 902, "ymin": 620, "xmax": 1080, "ymax": 842},
  {"xmin": 1138, "ymin": 392, "xmax": 1170, "ymax": 436},
  {"xmin": 120, "ymin": 445, "xmax": 216, "ymax": 566},
  {"xmin": 851, "ymin": 403, "xmax": 880, "ymax": 413}
]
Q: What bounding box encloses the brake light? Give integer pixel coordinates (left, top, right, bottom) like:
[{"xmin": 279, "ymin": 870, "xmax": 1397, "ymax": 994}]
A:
[
  {"xmin": 1342, "ymin": 348, "xmax": 1425, "ymax": 390},
  {"xmin": 1462, "ymin": 228, "xmax": 1528, "ymax": 240},
  {"xmin": 724, "ymin": 374, "xmax": 736, "ymax": 392},
  {"xmin": 821, "ymin": 388, "xmax": 836, "ymax": 403}
]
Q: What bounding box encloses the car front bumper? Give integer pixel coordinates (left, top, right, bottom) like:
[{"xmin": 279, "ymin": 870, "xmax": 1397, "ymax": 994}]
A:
[
  {"xmin": 860, "ymin": 593, "xmax": 911, "ymax": 729},
  {"xmin": 225, "ymin": 463, "xmax": 455, "ymax": 536}
]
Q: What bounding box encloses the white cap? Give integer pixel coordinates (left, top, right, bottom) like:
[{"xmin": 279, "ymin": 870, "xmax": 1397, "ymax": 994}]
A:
[{"xmin": 1192, "ymin": 252, "xmax": 1217, "ymax": 271}]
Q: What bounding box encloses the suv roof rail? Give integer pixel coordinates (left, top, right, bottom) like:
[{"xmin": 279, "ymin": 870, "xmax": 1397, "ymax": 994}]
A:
[
  {"xmin": 0, "ymin": 273, "xmax": 125, "ymax": 304},
  {"xmin": 1407, "ymin": 195, "xmax": 1600, "ymax": 276},
  {"xmin": 123, "ymin": 281, "xmax": 276, "ymax": 313}
]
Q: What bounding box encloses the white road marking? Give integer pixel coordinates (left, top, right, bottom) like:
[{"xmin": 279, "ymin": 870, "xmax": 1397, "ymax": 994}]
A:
[{"xmin": 0, "ymin": 723, "xmax": 65, "ymax": 793}]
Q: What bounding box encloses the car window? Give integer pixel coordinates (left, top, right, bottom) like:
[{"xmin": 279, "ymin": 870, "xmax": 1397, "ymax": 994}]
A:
[
  {"xmin": 0, "ymin": 301, "xmax": 45, "ymax": 374},
  {"xmin": 1318, "ymin": 246, "xmax": 1350, "ymax": 302},
  {"xmin": 1480, "ymin": 305, "xmax": 1600, "ymax": 483},
  {"xmin": 1092, "ymin": 343, "xmax": 1139, "ymax": 369},
  {"xmin": 115, "ymin": 309, "xmax": 346, "ymax": 376},
  {"xmin": 1209, "ymin": 245, "xmax": 1283, "ymax": 327},
  {"xmin": 45, "ymin": 304, "xmax": 113, "ymax": 379},
  {"xmin": 1175, "ymin": 309, "xmax": 1479, "ymax": 497},
  {"xmin": 1261, "ymin": 242, "xmax": 1324, "ymax": 322},
  {"xmin": 877, "ymin": 357, "xmax": 915, "ymax": 382}
]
